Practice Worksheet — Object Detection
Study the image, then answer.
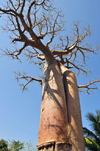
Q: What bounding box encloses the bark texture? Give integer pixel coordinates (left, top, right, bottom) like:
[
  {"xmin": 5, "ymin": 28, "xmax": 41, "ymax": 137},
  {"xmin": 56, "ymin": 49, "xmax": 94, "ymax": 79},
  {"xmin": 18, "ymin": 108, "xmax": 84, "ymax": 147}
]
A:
[
  {"xmin": 37, "ymin": 62, "xmax": 85, "ymax": 151},
  {"xmin": 60, "ymin": 65, "xmax": 85, "ymax": 151},
  {"xmin": 37, "ymin": 60, "xmax": 68, "ymax": 146}
]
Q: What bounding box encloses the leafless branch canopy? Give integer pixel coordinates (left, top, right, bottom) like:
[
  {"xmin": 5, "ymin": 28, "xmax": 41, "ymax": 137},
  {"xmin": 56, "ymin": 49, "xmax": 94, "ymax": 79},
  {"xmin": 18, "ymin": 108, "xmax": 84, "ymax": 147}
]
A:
[
  {"xmin": 14, "ymin": 71, "xmax": 42, "ymax": 91},
  {"xmin": 0, "ymin": 0, "xmax": 100, "ymax": 92},
  {"xmin": 78, "ymin": 79, "xmax": 100, "ymax": 94}
]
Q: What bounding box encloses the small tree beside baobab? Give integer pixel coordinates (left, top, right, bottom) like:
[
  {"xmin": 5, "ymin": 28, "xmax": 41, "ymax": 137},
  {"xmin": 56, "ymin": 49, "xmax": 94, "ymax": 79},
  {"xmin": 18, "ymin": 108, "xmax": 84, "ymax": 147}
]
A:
[{"xmin": 0, "ymin": 0, "xmax": 100, "ymax": 151}]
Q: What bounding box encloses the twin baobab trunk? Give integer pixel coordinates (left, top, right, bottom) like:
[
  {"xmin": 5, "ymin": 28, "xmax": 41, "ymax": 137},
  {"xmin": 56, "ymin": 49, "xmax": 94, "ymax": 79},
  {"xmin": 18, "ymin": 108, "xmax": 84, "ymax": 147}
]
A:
[{"xmin": 37, "ymin": 60, "xmax": 85, "ymax": 151}]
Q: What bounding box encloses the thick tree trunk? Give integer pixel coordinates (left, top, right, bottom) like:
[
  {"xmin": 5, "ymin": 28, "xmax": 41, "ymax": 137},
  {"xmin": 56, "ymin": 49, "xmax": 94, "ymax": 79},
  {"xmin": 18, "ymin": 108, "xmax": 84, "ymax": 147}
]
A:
[
  {"xmin": 60, "ymin": 65, "xmax": 85, "ymax": 151},
  {"xmin": 37, "ymin": 61, "xmax": 85, "ymax": 151}
]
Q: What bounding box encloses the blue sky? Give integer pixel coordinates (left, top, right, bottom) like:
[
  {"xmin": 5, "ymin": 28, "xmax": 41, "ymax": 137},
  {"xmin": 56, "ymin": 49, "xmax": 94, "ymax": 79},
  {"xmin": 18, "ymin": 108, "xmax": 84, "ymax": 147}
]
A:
[{"xmin": 0, "ymin": 0, "xmax": 100, "ymax": 148}]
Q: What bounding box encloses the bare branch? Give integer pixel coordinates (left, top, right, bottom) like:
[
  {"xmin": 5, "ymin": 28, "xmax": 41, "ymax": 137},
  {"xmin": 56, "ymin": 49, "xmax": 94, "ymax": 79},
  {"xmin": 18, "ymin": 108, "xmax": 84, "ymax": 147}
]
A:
[
  {"xmin": 0, "ymin": 0, "xmax": 100, "ymax": 93},
  {"xmin": 0, "ymin": 7, "xmax": 19, "ymax": 17},
  {"xmin": 46, "ymin": 11, "xmax": 65, "ymax": 47},
  {"xmin": 35, "ymin": 0, "xmax": 45, "ymax": 6},
  {"xmin": 15, "ymin": 16, "xmax": 31, "ymax": 43},
  {"xmin": 20, "ymin": 0, "xmax": 25, "ymax": 14},
  {"xmin": 66, "ymin": 60, "xmax": 90, "ymax": 75},
  {"xmin": 9, "ymin": 0, "xmax": 16, "ymax": 10},
  {"xmin": 10, "ymin": 43, "xmax": 27, "ymax": 57},
  {"xmin": 78, "ymin": 79, "xmax": 100, "ymax": 94},
  {"xmin": 16, "ymin": 0, "xmax": 21, "ymax": 11},
  {"xmin": 0, "ymin": 43, "xmax": 26, "ymax": 60},
  {"xmin": 15, "ymin": 73, "xmax": 42, "ymax": 91},
  {"xmin": 37, "ymin": 54, "xmax": 45, "ymax": 61},
  {"xmin": 27, "ymin": 1, "xmax": 35, "ymax": 27},
  {"xmin": 78, "ymin": 46, "xmax": 99, "ymax": 53}
]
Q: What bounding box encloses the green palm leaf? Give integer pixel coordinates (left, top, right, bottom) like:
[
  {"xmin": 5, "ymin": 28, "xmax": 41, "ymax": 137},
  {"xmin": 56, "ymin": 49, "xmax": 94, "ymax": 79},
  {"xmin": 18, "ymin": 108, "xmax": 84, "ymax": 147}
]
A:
[
  {"xmin": 83, "ymin": 110, "xmax": 100, "ymax": 150},
  {"xmin": 84, "ymin": 137, "xmax": 100, "ymax": 151},
  {"xmin": 86, "ymin": 111, "xmax": 100, "ymax": 136}
]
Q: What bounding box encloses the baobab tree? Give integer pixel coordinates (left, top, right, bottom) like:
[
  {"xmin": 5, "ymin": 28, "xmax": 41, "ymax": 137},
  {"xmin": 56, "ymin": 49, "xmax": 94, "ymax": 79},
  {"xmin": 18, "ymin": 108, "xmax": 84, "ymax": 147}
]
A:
[{"xmin": 0, "ymin": 0, "xmax": 100, "ymax": 151}]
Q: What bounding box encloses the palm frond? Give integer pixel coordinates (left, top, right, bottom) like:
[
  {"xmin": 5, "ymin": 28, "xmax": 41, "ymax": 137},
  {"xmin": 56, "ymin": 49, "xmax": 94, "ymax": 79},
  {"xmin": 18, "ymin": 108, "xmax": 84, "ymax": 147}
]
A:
[
  {"xmin": 96, "ymin": 110, "xmax": 100, "ymax": 135},
  {"xmin": 84, "ymin": 137, "xmax": 100, "ymax": 151},
  {"xmin": 83, "ymin": 110, "xmax": 100, "ymax": 150},
  {"xmin": 83, "ymin": 127, "xmax": 97, "ymax": 139},
  {"xmin": 83, "ymin": 127, "xmax": 100, "ymax": 145},
  {"xmin": 86, "ymin": 112, "xmax": 100, "ymax": 136}
]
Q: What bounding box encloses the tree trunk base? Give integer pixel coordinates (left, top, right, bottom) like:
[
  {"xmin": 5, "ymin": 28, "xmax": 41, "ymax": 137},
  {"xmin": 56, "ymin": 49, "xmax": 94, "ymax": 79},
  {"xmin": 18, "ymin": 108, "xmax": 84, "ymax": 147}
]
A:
[{"xmin": 37, "ymin": 142, "xmax": 72, "ymax": 151}]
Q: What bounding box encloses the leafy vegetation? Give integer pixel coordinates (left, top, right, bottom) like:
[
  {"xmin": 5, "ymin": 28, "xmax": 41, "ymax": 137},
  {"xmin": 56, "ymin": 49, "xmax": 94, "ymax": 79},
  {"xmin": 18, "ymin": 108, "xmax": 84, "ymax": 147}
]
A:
[
  {"xmin": 8, "ymin": 140, "xmax": 24, "ymax": 151},
  {"xmin": 0, "ymin": 139, "xmax": 9, "ymax": 151},
  {"xmin": 0, "ymin": 139, "xmax": 36, "ymax": 151},
  {"xmin": 83, "ymin": 111, "xmax": 100, "ymax": 151}
]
